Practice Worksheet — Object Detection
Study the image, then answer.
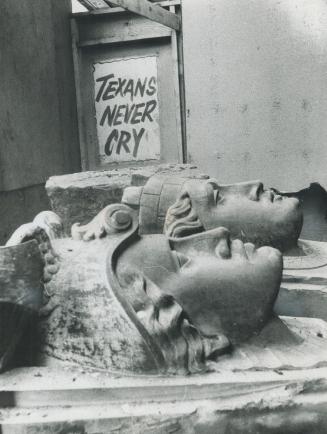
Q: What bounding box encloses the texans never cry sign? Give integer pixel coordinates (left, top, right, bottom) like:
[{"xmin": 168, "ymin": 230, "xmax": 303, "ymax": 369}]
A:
[{"xmin": 93, "ymin": 57, "xmax": 161, "ymax": 164}]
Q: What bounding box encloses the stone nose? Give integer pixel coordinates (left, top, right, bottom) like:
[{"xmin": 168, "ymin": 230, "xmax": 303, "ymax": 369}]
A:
[{"xmin": 220, "ymin": 180, "xmax": 264, "ymax": 199}]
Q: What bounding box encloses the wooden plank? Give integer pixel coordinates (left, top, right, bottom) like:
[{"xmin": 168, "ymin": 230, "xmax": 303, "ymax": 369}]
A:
[
  {"xmin": 72, "ymin": 6, "xmax": 125, "ymax": 17},
  {"xmin": 155, "ymin": 0, "xmax": 181, "ymax": 6},
  {"xmin": 77, "ymin": 12, "xmax": 171, "ymax": 47},
  {"xmin": 106, "ymin": 0, "xmax": 181, "ymax": 30},
  {"xmin": 170, "ymin": 13, "xmax": 183, "ymax": 163},
  {"xmin": 71, "ymin": 19, "xmax": 89, "ymax": 171},
  {"xmin": 72, "ymin": 1, "xmax": 180, "ymax": 17},
  {"xmin": 0, "ymin": 0, "xmax": 80, "ymax": 191},
  {"xmin": 175, "ymin": 6, "xmax": 187, "ymax": 163},
  {"xmin": 78, "ymin": 0, "xmax": 108, "ymax": 9},
  {"xmin": 75, "ymin": 0, "xmax": 93, "ymax": 11},
  {"xmin": 78, "ymin": 28, "xmax": 171, "ymax": 46}
]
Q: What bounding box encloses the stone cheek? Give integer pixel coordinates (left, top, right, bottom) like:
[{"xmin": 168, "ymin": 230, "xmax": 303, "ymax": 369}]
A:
[{"xmin": 37, "ymin": 238, "xmax": 158, "ymax": 374}]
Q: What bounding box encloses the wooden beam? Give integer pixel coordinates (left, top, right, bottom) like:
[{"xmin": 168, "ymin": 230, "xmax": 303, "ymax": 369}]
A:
[
  {"xmin": 107, "ymin": 0, "xmax": 181, "ymax": 30},
  {"xmin": 78, "ymin": 0, "xmax": 109, "ymax": 10},
  {"xmin": 78, "ymin": 28, "xmax": 171, "ymax": 47},
  {"xmin": 157, "ymin": 0, "xmax": 180, "ymax": 7}
]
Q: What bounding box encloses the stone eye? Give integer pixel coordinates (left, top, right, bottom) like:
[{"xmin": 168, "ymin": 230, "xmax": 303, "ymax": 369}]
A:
[{"xmin": 175, "ymin": 252, "xmax": 190, "ymax": 269}]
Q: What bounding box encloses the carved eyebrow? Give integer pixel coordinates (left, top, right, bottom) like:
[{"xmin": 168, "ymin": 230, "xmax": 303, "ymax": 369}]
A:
[{"xmin": 207, "ymin": 178, "xmax": 219, "ymax": 189}]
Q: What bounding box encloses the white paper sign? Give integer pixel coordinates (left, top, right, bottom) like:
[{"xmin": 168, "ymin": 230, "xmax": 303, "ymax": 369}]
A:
[{"xmin": 93, "ymin": 56, "xmax": 161, "ymax": 163}]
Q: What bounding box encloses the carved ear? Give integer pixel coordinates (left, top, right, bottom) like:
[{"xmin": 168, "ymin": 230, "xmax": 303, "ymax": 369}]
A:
[
  {"xmin": 72, "ymin": 204, "xmax": 135, "ymax": 241},
  {"xmin": 164, "ymin": 191, "xmax": 204, "ymax": 238},
  {"xmin": 169, "ymin": 227, "xmax": 230, "ymax": 257}
]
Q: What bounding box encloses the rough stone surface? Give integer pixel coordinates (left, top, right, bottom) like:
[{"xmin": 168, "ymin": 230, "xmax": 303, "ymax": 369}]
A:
[
  {"xmin": 37, "ymin": 237, "xmax": 158, "ymax": 374},
  {"xmin": 46, "ymin": 164, "xmax": 202, "ymax": 235}
]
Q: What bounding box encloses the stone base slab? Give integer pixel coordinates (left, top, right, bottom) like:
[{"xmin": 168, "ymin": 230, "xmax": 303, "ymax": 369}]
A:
[
  {"xmin": 0, "ymin": 365, "xmax": 327, "ymax": 433},
  {"xmin": 1, "ymin": 316, "xmax": 327, "ymax": 433}
]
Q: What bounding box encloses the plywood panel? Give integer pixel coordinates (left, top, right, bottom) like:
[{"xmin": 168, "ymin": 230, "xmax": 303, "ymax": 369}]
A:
[{"xmin": 183, "ymin": 0, "xmax": 327, "ymax": 191}]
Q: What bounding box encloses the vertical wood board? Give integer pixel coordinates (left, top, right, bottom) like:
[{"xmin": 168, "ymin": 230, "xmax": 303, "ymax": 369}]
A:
[{"xmin": 0, "ymin": 0, "xmax": 80, "ymax": 191}]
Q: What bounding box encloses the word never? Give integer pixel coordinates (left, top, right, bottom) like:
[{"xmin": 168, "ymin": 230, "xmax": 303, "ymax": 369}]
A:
[{"xmin": 100, "ymin": 100, "xmax": 157, "ymax": 128}]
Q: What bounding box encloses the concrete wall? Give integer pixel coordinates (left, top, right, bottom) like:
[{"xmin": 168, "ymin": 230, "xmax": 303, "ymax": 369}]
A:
[
  {"xmin": 182, "ymin": 0, "xmax": 327, "ymax": 191},
  {"xmin": 0, "ymin": 0, "xmax": 80, "ymax": 243}
]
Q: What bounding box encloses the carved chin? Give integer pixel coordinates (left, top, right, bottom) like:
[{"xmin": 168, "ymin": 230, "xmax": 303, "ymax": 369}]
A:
[
  {"xmin": 239, "ymin": 231, "xmax": 297, "ymax": 252},
  {"xmin": 231, "ymin": 212, "xmax": 303, "ymax": 252}
]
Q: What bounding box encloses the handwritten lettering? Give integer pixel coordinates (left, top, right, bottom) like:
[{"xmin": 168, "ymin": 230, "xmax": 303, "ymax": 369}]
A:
[
  {"xmin": 96, "ymin": 75, "xmax": 157, "ymax": 103},
  {"xmin": 94, "ymin": 58, "xmax": 160, "ymax": 162},
  {"xmin": 100, "ymin": 100, "xmax": 157, "ymax": 128},
  {"xmin": 104, "ymin": 128, "xmax": 145, "ymax": 158}
]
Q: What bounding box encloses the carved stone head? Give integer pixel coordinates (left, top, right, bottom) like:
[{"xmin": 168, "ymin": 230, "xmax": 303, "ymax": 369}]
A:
[
  {"xmin": 66, "ymin": 204, "xmax": 283, "ymax": 375},
  {"xmin": 124, "ymin": 175, "xmax": 303, "ymax": 252}
]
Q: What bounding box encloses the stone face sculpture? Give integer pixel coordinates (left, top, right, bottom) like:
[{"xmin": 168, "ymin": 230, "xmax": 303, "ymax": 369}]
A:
[
  {"xmin": 123, "ymin": 175, "xmax": 303, "ymax": 252},
  {"xmin": 1, "ymin": 171, "xmax": 305, "ymax": 376},
  {"xmin": 31, "ymin": 202, "xmax": 284, "ymax": 375},
  {"xmin": 123, "ymin": 171, "xmax": 327, "ymax": 273}
]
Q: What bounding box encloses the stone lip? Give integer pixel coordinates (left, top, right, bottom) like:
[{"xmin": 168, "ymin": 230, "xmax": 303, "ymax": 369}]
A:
[{"xmin": 46, "ymin": 164, "xmax": 201, "ymax": 235}]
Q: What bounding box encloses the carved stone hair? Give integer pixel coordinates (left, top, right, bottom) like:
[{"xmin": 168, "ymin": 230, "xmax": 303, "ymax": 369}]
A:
[
  {"xmin": 164, "ymin": 191, "xmax": 204, "ymax": 238},
  {"xmin": 120, "ymin": 270, "xmax": 206, "ymax": 375},
  {"xmin": 118, "ymin": 267, "xmax": 230, "ymax": 375}
]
